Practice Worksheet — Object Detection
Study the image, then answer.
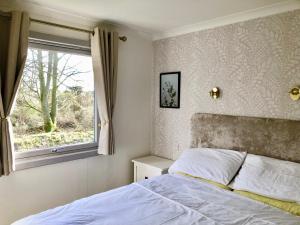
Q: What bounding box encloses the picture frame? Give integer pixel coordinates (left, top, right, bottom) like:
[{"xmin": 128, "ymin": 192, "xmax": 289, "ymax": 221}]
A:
[{"xmin": 160, "ymin": 71, "xmax": 181, "ymax": 108}]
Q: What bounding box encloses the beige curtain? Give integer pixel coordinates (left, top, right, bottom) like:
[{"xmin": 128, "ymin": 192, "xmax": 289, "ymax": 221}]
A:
[
  {"xmin": 0, "ymin": 11, "xmax": 29, "ymax": 176},
  {"xmin": 91, "ymin": 27, "xmax": 118, "ymax": 155}
]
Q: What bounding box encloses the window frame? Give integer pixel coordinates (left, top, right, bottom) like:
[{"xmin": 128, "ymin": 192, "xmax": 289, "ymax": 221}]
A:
[{"xmin": 14, "ymin": 32, "xmax": 100, "ymax": 170}]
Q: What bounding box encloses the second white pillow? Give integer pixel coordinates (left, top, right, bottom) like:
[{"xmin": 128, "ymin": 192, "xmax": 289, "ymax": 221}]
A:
[
  {"xmin": 231, "ymin": 154, "xmax": 300, "ymax": 203},
  {"xmin": 168, "ymin": 148, "xmax": 246, "ymax": 185}
]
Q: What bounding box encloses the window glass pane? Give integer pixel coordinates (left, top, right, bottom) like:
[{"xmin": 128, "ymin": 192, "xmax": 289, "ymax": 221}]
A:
[{"xmin": 12, "ymin": 48, "xmax": 95, "ymax": 152}]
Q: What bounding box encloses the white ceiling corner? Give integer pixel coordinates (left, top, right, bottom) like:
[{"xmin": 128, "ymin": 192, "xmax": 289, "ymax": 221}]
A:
[{"xmin": 153, "ymin": 0, "xmax": 300, "ymax": 40}]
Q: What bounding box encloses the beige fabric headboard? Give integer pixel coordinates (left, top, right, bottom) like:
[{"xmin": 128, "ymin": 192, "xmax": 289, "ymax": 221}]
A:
[{"xmin": 191, "ymin": 113, "xmax": 300, "ymax": 163}]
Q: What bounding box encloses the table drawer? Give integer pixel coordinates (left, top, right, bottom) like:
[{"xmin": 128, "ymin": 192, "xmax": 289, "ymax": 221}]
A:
[{"xmin": 135, "ymin": 164, "xmax": 162, "ymax": 182}]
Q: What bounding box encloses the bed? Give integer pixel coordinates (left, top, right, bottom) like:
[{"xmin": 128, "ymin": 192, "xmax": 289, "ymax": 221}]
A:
[
  {"xmin": 13, "ymin": 174, "xmax": 299, "ymax": 225},
  {"xmin": 13, "ymin": 113, "xmax": 300, "ymax": 225}
]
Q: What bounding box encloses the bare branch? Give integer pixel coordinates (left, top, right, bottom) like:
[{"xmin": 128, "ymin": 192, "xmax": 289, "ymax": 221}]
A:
[
  {"xmin": 57, "ymin": 71, "xmax": 85, "ymax": 87},
  {"xmin": 22, "ymin": 97, "xmax": 42, "ymax": 113},
  {"xmin": 58, "ymin": 55, "xmax": 72, "ymax": 79}
]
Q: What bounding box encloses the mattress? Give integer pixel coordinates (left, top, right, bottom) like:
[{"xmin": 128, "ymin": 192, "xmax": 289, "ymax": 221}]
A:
[{"xmin": 12, "ymin": 174, "xmax": 300, "ymax": 225}]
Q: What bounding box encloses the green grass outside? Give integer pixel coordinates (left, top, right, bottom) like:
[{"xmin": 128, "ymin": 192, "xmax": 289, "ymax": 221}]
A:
[{"xmin": 14, "ymin": 130, "xmax": 94, "ymax": 151}]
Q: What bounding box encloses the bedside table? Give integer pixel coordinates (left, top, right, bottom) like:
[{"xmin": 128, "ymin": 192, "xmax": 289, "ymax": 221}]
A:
[{"xmin": 132, "ymin": 155, "xmax": 174, "ymax": 182}]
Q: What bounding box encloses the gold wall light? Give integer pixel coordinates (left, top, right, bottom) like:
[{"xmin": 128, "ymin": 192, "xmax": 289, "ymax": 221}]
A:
[
  {"xmin": 289, "ymin": 86, "xmax": 300, "ymax": 101},
  {"xmin": 209, "ymin": 87, "xmax": 221, "ymax": 99}
]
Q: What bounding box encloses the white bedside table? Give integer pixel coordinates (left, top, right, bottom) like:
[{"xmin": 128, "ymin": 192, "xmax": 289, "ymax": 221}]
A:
[{"xmin": 132, "ymin": 155, "xmax": 174, "ymax": 182}]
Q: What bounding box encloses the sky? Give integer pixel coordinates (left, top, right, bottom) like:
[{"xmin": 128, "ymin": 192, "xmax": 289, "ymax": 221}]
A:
[
  {"xmin": 61, "ymin": 53, "xmax": 94, "ymax": 92},
  {"xmin": 26, "ymin": 48, "xmax": 95, "ymax": 92}
]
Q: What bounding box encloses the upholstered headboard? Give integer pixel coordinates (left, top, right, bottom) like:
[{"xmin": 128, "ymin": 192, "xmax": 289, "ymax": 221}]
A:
[{"xmin": 191, "ymin": 113, "xmax": 300, "ymax": 163}]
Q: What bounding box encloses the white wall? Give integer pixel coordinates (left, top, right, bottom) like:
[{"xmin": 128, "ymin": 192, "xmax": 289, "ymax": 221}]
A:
[{"xmin": 0, "ymin": 4, "xmax": 153, "ymax": 225}]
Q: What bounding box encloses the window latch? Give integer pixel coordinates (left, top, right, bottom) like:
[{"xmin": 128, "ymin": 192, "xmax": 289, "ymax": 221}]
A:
[{"xmin": 51, "ymin": 148, "xmax": 64, "ymax": 153}]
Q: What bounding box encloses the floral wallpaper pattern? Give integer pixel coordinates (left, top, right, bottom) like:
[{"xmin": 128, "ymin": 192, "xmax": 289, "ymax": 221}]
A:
[{"xmin": 151, "ymin": 10, "xmax": 300, "ymax": 159}]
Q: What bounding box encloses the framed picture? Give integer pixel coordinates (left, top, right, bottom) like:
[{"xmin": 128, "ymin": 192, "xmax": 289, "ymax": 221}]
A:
[{"xmin": 160, "ymin": 71, "xmax": 181, "ymax": 108}]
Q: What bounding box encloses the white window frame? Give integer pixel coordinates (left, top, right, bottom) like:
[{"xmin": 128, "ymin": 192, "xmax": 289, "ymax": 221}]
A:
[{"xmin": 14, "ymin": 32, "xmax": 100, "ymax": 170}]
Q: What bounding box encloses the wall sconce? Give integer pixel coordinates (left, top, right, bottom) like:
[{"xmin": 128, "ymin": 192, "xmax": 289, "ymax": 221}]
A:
[
  {"xmin": 209, "ymin": 87, "xmax": 221, "ymax": 99},
  {"xmin": 289, "ymin": 86, "xmax": 300, "ymax": 101}
]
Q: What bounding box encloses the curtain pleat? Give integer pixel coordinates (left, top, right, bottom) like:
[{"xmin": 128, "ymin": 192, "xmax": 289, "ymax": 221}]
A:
[
  {"xmin": 0, "ymin": 11, "xmax": 29, "ymax": 176},
  {"xmin": 91, "ymin": 27, "xmax": 118, "ymax": 155}
]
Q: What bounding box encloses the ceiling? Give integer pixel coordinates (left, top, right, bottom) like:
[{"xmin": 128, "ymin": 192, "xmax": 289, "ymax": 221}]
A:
[{"xmin": 18, "ymin": 0, "xmax": 300, "ymax": 38}]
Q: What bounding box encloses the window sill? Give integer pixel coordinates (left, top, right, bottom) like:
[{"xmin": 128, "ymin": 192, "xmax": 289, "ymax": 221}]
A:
[{"xmin": 15, "ymin": 149, "xmax": 99, "ymax": 171}]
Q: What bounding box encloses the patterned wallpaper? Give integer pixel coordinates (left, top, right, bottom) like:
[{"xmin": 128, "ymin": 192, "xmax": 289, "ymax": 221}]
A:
[{"xmin": 151, "ymin": 10, "xmax": 300, "ymax": 159}]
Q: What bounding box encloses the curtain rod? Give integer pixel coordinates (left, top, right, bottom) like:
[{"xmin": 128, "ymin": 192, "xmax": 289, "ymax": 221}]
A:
[
  {"xmin": 30, "ymin": 18, "xmax": 127, "ymax": 41},
  {"xmin": 0, "ymin": 13, "xmax": 127, "ymax": 41}
]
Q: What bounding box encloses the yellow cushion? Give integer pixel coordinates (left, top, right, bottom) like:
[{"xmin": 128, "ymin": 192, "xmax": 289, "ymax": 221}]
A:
[
  {"xmin": 234, "ymin": 190, "xmax": 300, "ymax": 216},
  {"xmin": 176, "ymin": 172, "xmax": 232, "ymax": 190}
]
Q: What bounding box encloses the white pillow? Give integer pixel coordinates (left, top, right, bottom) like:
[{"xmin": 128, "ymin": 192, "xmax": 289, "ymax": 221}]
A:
[
  {"xmin": 231, "ymin": 154, "xmax": 300, "ymax": 203},
  {"xmin": 168, "ymin": 148, "xmax": 246, "ymax": 185}
]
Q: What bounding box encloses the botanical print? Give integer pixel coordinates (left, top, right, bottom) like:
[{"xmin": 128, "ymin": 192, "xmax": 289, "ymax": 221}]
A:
[{"xmin": 160, "ymin": 72, "xmax": 180, "ymax": 108}]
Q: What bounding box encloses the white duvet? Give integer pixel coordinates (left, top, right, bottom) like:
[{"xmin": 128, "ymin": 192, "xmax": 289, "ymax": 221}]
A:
[{"xmin": 12, "ymin": 174, "xmax": 300, "ymax": 225}]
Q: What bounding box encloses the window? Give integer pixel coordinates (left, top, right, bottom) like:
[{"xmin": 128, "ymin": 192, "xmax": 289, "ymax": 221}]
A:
[{"xmin": 12, "ymin": 33, "xmax": 98, "ymax": 168}]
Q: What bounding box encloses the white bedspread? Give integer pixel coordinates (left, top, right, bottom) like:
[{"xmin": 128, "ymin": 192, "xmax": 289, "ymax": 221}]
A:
[{"xmin": 12, "ymin": 174, "xmax": 300, "ymax": 225}]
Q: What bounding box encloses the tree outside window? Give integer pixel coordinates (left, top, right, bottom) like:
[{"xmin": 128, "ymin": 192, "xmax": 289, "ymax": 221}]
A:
[{"xmin": 12, "ymin": 48, "xmax": 96, "ymax": 152}]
